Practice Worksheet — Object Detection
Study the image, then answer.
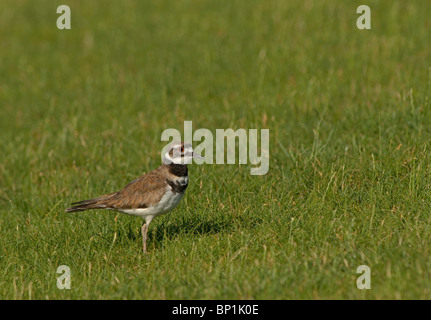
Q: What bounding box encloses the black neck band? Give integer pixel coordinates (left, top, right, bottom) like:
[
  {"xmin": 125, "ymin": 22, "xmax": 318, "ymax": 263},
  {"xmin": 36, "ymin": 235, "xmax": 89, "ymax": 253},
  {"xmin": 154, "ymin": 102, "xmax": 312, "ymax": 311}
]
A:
[{"xmin": 168, "ymin": 163, "xmax": 188, "ymax": 177}]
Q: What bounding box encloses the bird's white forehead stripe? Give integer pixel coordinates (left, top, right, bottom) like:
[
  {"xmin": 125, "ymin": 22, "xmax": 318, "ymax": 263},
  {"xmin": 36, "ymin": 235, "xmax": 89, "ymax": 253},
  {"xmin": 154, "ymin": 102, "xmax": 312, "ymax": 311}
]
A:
[
  {"xmin": 168, "ymin": 145, "xmax": 193, "ymax": 156},
  {"xmin": 162, "ymin": 142, "xmax": 197, "ymax": 164}
]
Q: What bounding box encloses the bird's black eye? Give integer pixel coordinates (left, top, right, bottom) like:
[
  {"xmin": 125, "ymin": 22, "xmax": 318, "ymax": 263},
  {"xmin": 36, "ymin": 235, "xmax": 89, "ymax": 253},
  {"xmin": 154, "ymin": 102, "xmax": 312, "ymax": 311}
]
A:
[{"xmin": 179, "ymin": 146, "xmax": 184, "ymax": 152}]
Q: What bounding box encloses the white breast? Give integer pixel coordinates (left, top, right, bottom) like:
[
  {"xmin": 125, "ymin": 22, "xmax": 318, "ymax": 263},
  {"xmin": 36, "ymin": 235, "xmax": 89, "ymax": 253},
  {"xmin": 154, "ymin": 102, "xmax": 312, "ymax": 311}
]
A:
[
  {"xmin": 119, "ymin": 186, "xmax": 184, "ymax": 221},
  {"xmin": 156, "ymin": 187, "xmax": 185, "ymax": 214}
]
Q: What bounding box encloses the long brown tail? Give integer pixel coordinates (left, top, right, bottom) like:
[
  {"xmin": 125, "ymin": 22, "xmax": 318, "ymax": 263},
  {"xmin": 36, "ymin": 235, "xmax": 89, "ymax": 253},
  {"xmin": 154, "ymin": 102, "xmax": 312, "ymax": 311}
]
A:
[{"xmin": 65, "ymin": 193, "xmax": 116, "ymax": 212}]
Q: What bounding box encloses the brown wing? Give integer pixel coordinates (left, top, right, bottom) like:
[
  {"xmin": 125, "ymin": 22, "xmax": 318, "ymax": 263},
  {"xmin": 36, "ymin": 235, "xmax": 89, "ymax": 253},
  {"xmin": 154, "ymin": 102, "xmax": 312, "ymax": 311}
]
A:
[
  {"xmin": 101, "ymin": 173, "xmax": 167, "ymax": 210},
  {"xmin": 66, "ymin": 172, "xmax": 167, "ymax": 212},
  {"xmin": 65, "ymin": 192, "xmax": 117, "ymax": 212}
]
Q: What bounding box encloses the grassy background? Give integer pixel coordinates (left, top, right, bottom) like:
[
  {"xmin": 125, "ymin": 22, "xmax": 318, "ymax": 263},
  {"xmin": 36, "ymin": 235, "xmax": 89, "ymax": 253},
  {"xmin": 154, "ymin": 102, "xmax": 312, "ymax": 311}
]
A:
[{"xmin": 0, "ymin": 0, "xmax": 430, "ymax": 299}]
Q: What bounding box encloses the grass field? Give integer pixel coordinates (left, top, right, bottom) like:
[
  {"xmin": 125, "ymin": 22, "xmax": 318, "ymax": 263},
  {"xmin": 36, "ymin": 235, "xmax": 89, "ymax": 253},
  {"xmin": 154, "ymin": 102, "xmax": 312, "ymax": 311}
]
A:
[{"xmin": 0, "ymin": 0, "xmax": 431, "ymax": 299}]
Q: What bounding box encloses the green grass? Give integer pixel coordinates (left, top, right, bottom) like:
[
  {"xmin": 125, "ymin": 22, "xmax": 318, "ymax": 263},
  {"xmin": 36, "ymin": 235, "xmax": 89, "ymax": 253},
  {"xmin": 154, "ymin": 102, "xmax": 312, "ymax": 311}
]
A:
[{"xmin": 1, "ymin": 0, "xmax": 431, "ymax": 299}]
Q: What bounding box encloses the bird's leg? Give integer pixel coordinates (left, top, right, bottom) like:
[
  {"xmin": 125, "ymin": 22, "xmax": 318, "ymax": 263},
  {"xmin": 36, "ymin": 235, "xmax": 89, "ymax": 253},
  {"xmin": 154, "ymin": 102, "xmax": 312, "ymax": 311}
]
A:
[{"xmin": 141, "ymin": 223, "xmax": 149, "ymax": 254}]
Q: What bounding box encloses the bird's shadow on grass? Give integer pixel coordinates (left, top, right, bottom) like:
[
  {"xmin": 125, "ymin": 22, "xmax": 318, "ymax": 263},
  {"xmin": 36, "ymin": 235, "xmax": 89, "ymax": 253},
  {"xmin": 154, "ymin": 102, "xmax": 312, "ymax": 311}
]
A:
[
  {"xmin": 118, "ymin": 218, "xmax": 232, "ymax": 246},
  {"xmin": 116, "ymin": 214, "xmax": 264, "ymax": 250},
  {"xmin": 152, "ymin": 218, "xmax": 231, "ymax": 243}
]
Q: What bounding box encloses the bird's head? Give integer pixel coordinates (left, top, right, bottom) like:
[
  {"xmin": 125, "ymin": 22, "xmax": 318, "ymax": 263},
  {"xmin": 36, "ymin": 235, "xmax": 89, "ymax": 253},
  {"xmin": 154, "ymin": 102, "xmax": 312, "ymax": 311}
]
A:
[{"xmin": 162, "ymin": 141, "xmax": 204, "ymax": 165}]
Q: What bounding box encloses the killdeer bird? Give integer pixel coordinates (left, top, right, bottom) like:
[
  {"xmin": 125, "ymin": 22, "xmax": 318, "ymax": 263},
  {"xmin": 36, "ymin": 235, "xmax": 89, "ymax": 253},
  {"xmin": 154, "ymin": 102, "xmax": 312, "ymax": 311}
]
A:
[{"xmin": 66, "ymin": 142, "xmax": 203, "ymax": 253}]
